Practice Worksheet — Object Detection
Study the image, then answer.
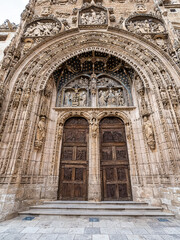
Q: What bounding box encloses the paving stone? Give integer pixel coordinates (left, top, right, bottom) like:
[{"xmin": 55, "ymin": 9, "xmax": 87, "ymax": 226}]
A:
[
  {"xmin": 115, "ymin": 228, "xmax": 133, "ymax": 235},
  {"xmin": 69, "ymin": 228, "xmax": 85, "ymax": 234},
  {"xmin": 163, "ymin": 228, "xmax": 180, "ymax": 235},
  {"xmin": 100, "ymin": 227, "xmax": 117, "ymax": 234},
  {"xmin": 53, "ymin": 228, "xmax": 69, "ymax": 233},
  {"xmin": 38, "ymin": 233, "xmax": 59, "ymax": 240},
  {"xmin": 56, "ymin": 234, "xmax": 75, "ymax": 240},
  {"xmin": 142, "ymin": 235, "xmax": 164, "ymax": 240},
  {"xmin": 2, "ymin": 233, "xmax": 24, "ymax": 240},
  {"xmin": 126, "ymin": 235, "xmax": 144, "ymax": 240},
  {"xmin": 109, "ymin": 234, "xmax": 128, "ymax": 240},
  {"xmin": 131, "ymin": 227, "xmax": 149, "ymax": 235},
  {"xmin": 21, "ymin": 227, "xmax": 40, "ymax": 234},
  {"xmin": 92, "ymin": 234, "xmax": 109, "ymax": 240},
  {"xmin": 74, "ymin": 234, "xmax": 92, "ymax": 240},
  {"xmin": 37, "ymin": 227, "xmax": 55, "ymax": 233},
  {"xmin": 84, "ymin": 227, "xmax": 100, "ymax": 234},
  {"xmin": 20, "ymin": 233, "xmax": 42, "ymax": 240}
]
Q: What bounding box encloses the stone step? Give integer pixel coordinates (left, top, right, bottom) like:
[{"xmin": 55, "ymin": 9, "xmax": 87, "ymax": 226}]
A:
[
  {"xmin": 30, "ymin": 204, "xmax": 163, "ymax": 211},
  {"xmin": 44, "ymin": 201, "xmax": 149, "ymax": 205},
  {"xmin": 19, "ymin": 208, "xmax": 174, "ymax": 217}
]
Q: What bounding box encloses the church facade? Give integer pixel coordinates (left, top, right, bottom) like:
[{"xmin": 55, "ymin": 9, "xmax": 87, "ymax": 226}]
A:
[{"xmin": 0, "ymin": 0, "xmax": 180, "ymax": 221}]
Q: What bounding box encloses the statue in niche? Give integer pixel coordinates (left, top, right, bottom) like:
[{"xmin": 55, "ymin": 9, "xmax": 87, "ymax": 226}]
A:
[
  {"xmin": 35, "ymin": 116, "xmax": 46, "ymax": 149},
  {"xmin": 143, "ymin": 116, "xmax": 156, "ymax": 150},
  {"xmin": 99, "ymin": 90, "xmax": 107, "ymax": 106},
  {"xmin": 22, "ymin": 88, "xmax": 31, "ymax": 107},
  {"xmin": 167, "ymin": 84, "xmax": 178, "ymax": 107},
  {"xmin": 91, "ymin": 74, "xmax": 97, "ymax": 95},
  {"xmin": 79, "ymin": 91, "xmax": 87, "ymax": 106},
  {"xmin": 159, "ymin": 87, "xmax": 169, "ymax": 109},
  {"xmin": 41, "ymin": 98, "xmax": 49, "ymax": 117},
  {"xmin": 58, "ymin": 123, "xmax": 63, "ymax": 140},
  {"xmin": 91, "ymin": 118, "xmax": 98, "ymax": 138},
  {"xmin": 13, "ymin": 88, "xmax": 22, "ymax": 108}
]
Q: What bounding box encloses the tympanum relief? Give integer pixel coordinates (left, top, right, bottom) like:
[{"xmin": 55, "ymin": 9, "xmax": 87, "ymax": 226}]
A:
[
  {"xmin": 24, "ymin": 20, "xmax": 61, "ymax": 38},
  {"xmin": 54, "ymin": 51, "xmax": 134, "ymax": 108},
  {"xmin": 126, "ymin": 16, "xmax": 166, "ymax": 34},
  {"xmin": 79, "ymin": 5, "xmax": 108, "ymax": 27}
]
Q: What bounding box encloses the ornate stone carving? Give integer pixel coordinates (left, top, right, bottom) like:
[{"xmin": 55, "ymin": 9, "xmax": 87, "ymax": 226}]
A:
[
  {"xmin": 22, "ymin": 88, "xmax": 31, "ymax": 107},
  {"xmin": 41, "ymin": 7, "xmax": 52, "ymax": 16},
  {"xmin": 13, "ymin": 88, "xmax": 22, "ymax": 109},
  {"xmin": 167, "ymin": 84, "xmax": 178, "ymax": 107},
  {"xmin": 126, "ymin": 15, "xmax": 166, "ymax": 34},
  {"xmin": 79, "ymin": 5, "xmax": 108, "ymax": 27},
  {"xmin": 90, "ymin": 118, "xmax": 98, "ymax": 137},
  {"xmin": 159, "ymin": 87, "xmax": 169, "ymax": 109},
  {"xmin": 0, "ymin": 81, "xmax": 5, "ymax": 111},
  {"xmin": 0, "ymin": 20, "xmax": 17, "ymax": 31},
  {"xmin": 143, "ymin": 116, "xmax": 156, "ymax": 150},
  {"xmin": 23, "ymin": 38, "xmax": 34, "ymax": 53},
  {"xmin": 58, "ymin": 123, "xmax": 63, "ymax": 139},
  {"xmin": 34, "ymin": 116, "xmax": 46, "ymax": 150},
  {"xmin": 24, "ymin": 19, "xmax": 61, "ymax": 38}
]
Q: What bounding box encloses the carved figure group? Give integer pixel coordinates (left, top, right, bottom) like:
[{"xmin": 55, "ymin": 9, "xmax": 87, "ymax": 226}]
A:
[
  {"xmin": 127, "ymin": 19, "xmax": 165, "ymax": 34},
  {"xmin": 99, "ymin": 89, "xmax": 124, "ymax": 106},
  {"xmin": 81, "ymin": 10, "xmax": 107, "ymax": 25},
  {"xmin": 64, "ymin": 90, "xmax": 87, "ymax": 107},
  {"xmin": 24, "ymin": 22, "xmax": 61, "ymax": 37}
]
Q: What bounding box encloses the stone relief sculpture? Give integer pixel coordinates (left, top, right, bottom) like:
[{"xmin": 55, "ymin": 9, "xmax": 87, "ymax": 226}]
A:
[
  {"xmin": 167, "ymin": 84, "xmax": 178, "ymax": 107},
  {"xmin": 91, "ymin": 118, "xmax": 98, "ymax": 137},
  {"xmin": 58, "ymin": 75, "xmax": 129, "ymax": 107},
  {"xmin": 13, "ymin": 88, "xmax": 22, "ymax": 109},
  {"xmin": 79, "ymin": 6, "xmax": 107, "ymax": 26},
  {"xmin": 34, "ymin": 116, "xmax": 46, "ymax": 149},
  {"xmin": 22, "ymin": 89, "xmax": 31, "ymax": 107},
  {"xmin": 143, "ymin": 116, "xmax": 156, "ymax": 150},
  {"xmin": 24, "ymin": 21, "xmax": 61, "ymax": 38},
  {"xmin": 126, "ymin": 16, "xmax": 165, "ymax": 34}
]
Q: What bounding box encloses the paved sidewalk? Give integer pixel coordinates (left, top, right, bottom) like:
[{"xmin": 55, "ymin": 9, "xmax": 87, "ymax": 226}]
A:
[{"xmin": 0, "ymin": 215, "xmax": 180, "ymax": 240}]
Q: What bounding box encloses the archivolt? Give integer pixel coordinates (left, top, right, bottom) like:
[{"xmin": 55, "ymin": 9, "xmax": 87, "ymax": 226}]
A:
[{"xmin": 6, "ymin": 29, "xmax": 180, "ymax": 94}]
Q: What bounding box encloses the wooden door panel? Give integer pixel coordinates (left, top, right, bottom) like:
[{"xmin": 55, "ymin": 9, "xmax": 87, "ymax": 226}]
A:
[
  {"xmin": 59, "ymin": 117, "xmax": 88, "ymax": 201},
  {"xmin": 100, "ymin": 117, "xmax": 132, "ymax": 201}
]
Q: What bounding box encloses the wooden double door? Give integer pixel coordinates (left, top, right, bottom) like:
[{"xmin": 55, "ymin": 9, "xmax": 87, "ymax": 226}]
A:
[{"xmin": 59, "ymin": 117, "xmax": 132, "ymax": 201}]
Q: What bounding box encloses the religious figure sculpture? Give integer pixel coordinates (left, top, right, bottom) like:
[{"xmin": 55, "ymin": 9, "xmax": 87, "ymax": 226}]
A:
[
  {"xmin": 64, "ymin": 91, "xmax": 72, "ymax": 106},
  {"xmin": 107, "ymin": 89, "xmax": 116, "ymax": 106},
  {"xmin": 80, "ymin": 9, "xmax": 107, "ymax": 25},
  {"xmin": 91, "ymin": 118, "xmax": 98, "ymax": 138},
  {"xmin": 99, "ymin": 90, "xmax": 107, "ymax": 106},
  {"xmin": 13, "ymin": 88, "xmax": 22, "ymax": 108},
  {"xmin": 167, "ymin": 84, "xmax": 178, "ymax": 107},
  {"xmin": 116, "ymin": 89, "xmax": 124, "ymax": 106},
  {"xmin": 22, "ymin": 88, "xmax": 31, "ymax": 107},
  {"xmin": 34, "ymin": 116, "xmax": 46, "ymax": 149},
  {"xmin": 143, "ymin": 116, "xmax": 156, "ymax": 150},
  {"xmin": 79, "ymin": 91, "xmax": 87, "ymax": 106}
]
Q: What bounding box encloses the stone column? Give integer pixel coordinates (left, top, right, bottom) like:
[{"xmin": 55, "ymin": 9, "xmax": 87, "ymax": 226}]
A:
[{"xmin": 88, "ymin": 119, "xmax": 101, "ymax": 201}]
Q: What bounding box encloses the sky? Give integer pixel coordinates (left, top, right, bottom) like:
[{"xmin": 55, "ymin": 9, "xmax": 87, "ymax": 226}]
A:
[{"xmin": 0, "ymin": 0, "xmax": 29, "ymax": 24}]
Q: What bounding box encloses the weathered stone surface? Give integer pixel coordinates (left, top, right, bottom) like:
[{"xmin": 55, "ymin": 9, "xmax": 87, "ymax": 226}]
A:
[{"xmin": 0, "ymin": 0, "xmax": 180, "ymax": 221}]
